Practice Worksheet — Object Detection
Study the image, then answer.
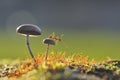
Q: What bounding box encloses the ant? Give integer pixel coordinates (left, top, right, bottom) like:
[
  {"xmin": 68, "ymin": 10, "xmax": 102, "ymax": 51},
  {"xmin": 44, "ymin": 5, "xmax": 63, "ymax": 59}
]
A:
[{"xmin": 48, "ymin": 32, "xmax": 63, "ymax": 42}]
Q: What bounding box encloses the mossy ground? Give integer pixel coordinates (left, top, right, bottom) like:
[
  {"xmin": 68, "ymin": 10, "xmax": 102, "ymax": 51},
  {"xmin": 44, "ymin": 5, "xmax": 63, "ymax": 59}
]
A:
[{"xmin": 0, "ymin": 52, "xmax": 120, "ymax": 80}]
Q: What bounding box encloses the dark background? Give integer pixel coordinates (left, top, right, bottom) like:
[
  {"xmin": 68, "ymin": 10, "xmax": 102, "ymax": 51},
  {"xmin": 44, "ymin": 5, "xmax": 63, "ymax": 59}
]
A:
[{"xmin": 0, "ymin": 0, "xmax": 120, "ymax": 30}]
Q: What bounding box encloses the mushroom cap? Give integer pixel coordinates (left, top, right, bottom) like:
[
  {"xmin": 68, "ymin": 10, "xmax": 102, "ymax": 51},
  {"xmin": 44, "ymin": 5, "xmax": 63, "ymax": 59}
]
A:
[
  {"xmin": 43, "ymin": 38, "xmax": 55, "ymax": 45},
  {"xmin": 16, "ymin": 24, "xmax": 41, "ymax": 36}
]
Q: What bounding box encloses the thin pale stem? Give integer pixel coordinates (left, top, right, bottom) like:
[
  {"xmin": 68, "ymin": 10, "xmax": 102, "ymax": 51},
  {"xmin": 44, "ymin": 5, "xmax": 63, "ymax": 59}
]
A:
[
  {"xmin": 45, "ymin": 44, "xmax": 50, "ymax": 61},
  {"xmin": 26, "ymin": 35, "xmax": 36, "ymax": 62}
]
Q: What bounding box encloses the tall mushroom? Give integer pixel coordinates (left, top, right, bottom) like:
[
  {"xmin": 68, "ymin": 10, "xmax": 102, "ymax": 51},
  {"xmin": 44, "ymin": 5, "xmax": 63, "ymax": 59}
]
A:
[
  {"xmin": 43, "ymin": 38, "xmax": 55, "ymax": 60},
  {"xmin": 16, "ymin": 24, "xmax": 41, "ymax": 62}
]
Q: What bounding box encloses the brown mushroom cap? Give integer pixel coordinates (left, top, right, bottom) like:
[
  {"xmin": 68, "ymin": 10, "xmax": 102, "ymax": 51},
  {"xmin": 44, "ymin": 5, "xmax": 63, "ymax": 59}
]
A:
[
  {"xmin": 43, "ymin": 38, "xmax": 55, "ymax": 45},
  {"xmin": 16, "ymin": 24, "xmax": 41, "ymax": 36}
]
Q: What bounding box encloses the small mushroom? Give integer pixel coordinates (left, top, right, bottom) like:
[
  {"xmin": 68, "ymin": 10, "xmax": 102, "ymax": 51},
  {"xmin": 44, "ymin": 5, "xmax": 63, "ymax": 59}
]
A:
[
  {"xmin": 43, "ymin": 38, "xmax": 55, "ymax": 60},
  {"xmin": 16, "ymin": 24, "xmax": 41, "ymax": 62}
]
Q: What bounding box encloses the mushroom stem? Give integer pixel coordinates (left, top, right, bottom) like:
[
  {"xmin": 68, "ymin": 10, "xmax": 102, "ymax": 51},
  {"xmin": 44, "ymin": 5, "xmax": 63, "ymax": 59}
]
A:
[
  {"xmin": 26, "ymin": 34, "xmax": 36, "ymax": 62},
  {"xmin": 45, "ymin": 44, "xmax": 50, "ymax": 60}
]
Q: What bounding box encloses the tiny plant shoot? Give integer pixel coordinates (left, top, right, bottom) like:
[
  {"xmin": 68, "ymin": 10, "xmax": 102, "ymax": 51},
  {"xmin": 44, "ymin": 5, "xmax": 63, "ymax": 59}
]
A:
[{"xmin": 16, "ymin": 24, "xmax": 41, "ymax": 62}]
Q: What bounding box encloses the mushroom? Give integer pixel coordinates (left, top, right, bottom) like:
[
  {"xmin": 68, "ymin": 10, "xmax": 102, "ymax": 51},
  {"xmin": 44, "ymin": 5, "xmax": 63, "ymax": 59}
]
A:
[
  {"xmin": 43, "ymin": 38, "xmax": 55, "ymax": 60},
  {"xmin": 16, "ymin": 24, "xmax": 41, "ymax": 62}
]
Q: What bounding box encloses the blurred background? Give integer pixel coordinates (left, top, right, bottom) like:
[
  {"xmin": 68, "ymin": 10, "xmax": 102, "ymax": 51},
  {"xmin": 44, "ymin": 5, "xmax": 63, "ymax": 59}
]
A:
[{"xmin": 0, "ymin": 0, "xmax": 120, "ymax": 60}]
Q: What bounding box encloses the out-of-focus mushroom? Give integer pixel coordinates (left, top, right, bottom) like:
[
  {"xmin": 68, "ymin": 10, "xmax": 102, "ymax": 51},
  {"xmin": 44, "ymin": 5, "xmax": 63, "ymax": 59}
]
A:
[{"xmin": 43, "ymin": 38, "xmax": 55, "ymax": 60}]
